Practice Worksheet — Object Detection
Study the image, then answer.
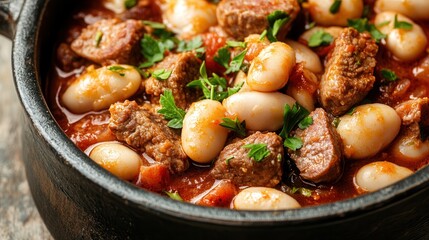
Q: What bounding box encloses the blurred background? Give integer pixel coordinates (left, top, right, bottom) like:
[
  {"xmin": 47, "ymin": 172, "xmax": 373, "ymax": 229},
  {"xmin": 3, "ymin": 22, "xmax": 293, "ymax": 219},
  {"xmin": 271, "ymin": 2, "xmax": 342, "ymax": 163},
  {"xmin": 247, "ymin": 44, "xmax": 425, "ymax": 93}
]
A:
[{"xmin": 0, "ymin": 35, "xmax": 52, "ymax": 239}]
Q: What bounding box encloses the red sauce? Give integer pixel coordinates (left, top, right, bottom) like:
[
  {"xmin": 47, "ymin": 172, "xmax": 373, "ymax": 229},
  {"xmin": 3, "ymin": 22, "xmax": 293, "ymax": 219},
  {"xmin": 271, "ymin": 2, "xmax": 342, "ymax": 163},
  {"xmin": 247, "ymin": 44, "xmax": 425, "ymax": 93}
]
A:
[{"xmin": 46, "ymin": 0, "xmax": 429, "ymax": 208}]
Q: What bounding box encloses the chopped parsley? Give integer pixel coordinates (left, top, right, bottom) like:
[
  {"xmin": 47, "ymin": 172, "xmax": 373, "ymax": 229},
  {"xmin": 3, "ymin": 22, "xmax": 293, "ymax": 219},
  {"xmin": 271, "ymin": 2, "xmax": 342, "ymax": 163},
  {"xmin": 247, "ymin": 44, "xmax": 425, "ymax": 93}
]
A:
[
  {"xmin": 220, "ymin": 117, "xmax": 246, "ymax": 137},
  {"xmin": 142, "ymin": 20, "xmax": 166, "ymax": 29},
  {"xmin": 279, "ymin": 103, "xmax": 311, "ymax": 151},
  {"xmin": 213, "ymin": 47, "xmax": 230, "ymax": 69},
  {"xmin": 332, "ymin": 117, "xmax": 341, "ymax": 128},
  {"xmin": 242, "ymin": 143, "xmax": 271, "ymax": 162},
  {"xmin": 177, "ymin": 36, "xmax": 205, "ymax": 55},
  {"xmin": 187, "ymin": 62, "xmax": 243, "ymax": 101},
  {"xmin": 94, "ymin": 30, "xmax": 103, "ymax": 47},
  {"xmin": 291, "ymin": 187, "xmax": 313, "ymax": 197},
  {"xmin": 225, "ymin": 50, "xmax": 247, "ymax": 74},
  {"xmin": 164, "ymin": 191, "xmax": 183, "ymax": 201},
  {"xmin": 347, "ymin": 18, "xmax": 386, "ymax": 42},
  {"xmin": 124, "ymin": 0, "xmax": 137, "ymax": 9},
  {"xmin": 107, "ymin": 66, "xmax": 126, "ymax": 76},
  {"xmin": 329, "ymin": 0, "xmax": 342, "ymax": 14},
  {"xmin": 380, "ymin": 68, "xmax": 398, "ymax": 82},
  {"xmin": 308, "ymin": 30, "xmax": 334, "ymax": 47},
  {"xmin": 347, "ymin": 107, "xmax": 356, "ymax": 115},
  {"xmin": 394, "ymin": 14, "xmax": 413, "ymax": 30},
  {"xmin": 298, "ymin": 116, "xmax": 313, "ymax": 129},
  {"xmin": 140, "ymin": 34, "xmax": 166, "ymax": 68},
  {"xmin": 265, "ymin": 10, "xmax": 291, "ymax": 42},
  {"xmin": 226, "ymin": 40, "xmax": 246, "ymax": 48},
  {"xmin": 214, "ymin": 44, "xmax": 247, "ymax": 74},
  {"xmin": 152, "ymin": 69, "xmax": 172, "ymax": 81},
  {"xmin": 157, "ymin": 89, "xmax": 186, "ymax": 129},
  {"xmin": 225, "ymin": 156, "xmax": 234, "ymax": 165}
]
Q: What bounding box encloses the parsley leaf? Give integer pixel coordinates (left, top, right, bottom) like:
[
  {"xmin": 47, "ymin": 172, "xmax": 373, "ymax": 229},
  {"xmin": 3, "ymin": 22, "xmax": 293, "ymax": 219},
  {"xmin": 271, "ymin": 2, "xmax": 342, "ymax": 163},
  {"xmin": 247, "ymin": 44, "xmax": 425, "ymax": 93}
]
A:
[
  {"xmin": 394, "ymin": 14, "xmax": 413, "ymax": 30},
  {"xmin": 347, "ymin": 18, "xmax": 386, "ymax": 42},
  {"xmin": 332, "ymin": 118, "xmax": 341, "ymax": 128},
  {"xmin": 226, "ymin": 50, "xmax": 247, "ymax": 74},
  {"xmin": 107, "ymin": 66, "xmax": 126, "ymax": 76},
  {"xmin": 329, "ymin": 0, "xmax": 342, "ymax": 14},
  {"xmin": 213, "ymin": 47, "xmax": 231, "ymax": 69},
  {"xmin": 226, "ymin": 40, "xmax": 246, "ymax": 48},
  {"xmin": 225, "ymin": 156, "xmax": 234, "ymax": 165},
  {"xmin": 94, "ymin": 30, "xmax": 103, "ymax": 47},
  {"xmin": 140, "ymin": 34, "xmax": 166, "ymax": 68},
  {"xmin": 308, "ymin": 30, "xmax": 333, "ymax": 47},
  {"xmin": 177, "ymin": 36, "xmax": 205, "ymax": 55},
  {"xmin": 242, "ymin": 143, "xmax": 271, "ymax": 162},
  {"xmin": 298, "ymin": 116, "xmax": 313, "ymax": 129},
  {"xmin": 164, "ymin": 191, "xmax": 183, "ymax": 201},
  {"xmin": 279, "ymin": 103, "xmax": 310, "ymax": 151},
  {"xmin": 124, "ymin": 0, "xmax": 137, "ymax": 9},
  {"xmin": 152, "ymin": 69, "xmax": 172, "ymax": 81},
  {"xmin": 291, "ymin": 187, "xmax": 313, "ymax": 197},
  {"xmin": 284, "ymin": 137, "xmax": 303, "ymax": 151},
  {"xmin": 142, "ymin": 20, "xmax": 166, "ymax": 29},
  {"xmin": 157, "ymin": 89, "xmax": 186, "ymax": 129},
  {"xmin": 265, "ymin": 10, "xmax": 290, "ymax": 42},
  {"xmin": 220, "ymin": 117, "xmax": 246, "ymax": 137},
  {"xmin": 380, "ymin": 68, "xmax": 398, "ymax": 81}
]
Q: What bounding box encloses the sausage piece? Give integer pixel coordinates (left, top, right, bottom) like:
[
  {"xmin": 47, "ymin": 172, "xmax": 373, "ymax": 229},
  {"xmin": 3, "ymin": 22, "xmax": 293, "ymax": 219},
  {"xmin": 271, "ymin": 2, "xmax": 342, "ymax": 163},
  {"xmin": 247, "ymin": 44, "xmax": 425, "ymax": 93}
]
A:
[
  {"xmin": 289, "ymin": 108, "xmax": 344, "ymax": 183},
  {"xmin": 216, "ymin": 0, "xmax": 300, "ymax": 40},
  {"xmin": 319, "ymin": 28, "xmax": 378, "ymax": 116},
  {"xmin": 71, "ymin": 19, "xmax": 144, "ymax": 65},
  {"xmin": 109, "ymin": 100, "xmax": 188, "ymax": 174},
  {"xmin": 144, "ymin": 52, "xmax": 201, "ymax": 109},
  {"xmin": 210, "ymin": 132, "xmax": 283, "ymax": 187}
]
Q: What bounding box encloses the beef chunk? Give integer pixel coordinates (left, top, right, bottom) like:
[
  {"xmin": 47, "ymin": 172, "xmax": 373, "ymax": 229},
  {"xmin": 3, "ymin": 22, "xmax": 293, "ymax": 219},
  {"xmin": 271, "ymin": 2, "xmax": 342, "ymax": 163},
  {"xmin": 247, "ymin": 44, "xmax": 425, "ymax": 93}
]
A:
[
  {"xmin": 119, "ymin": 0, "xmax": 162, "ymax": 22},
  {"xmin": 56, "ymin": 43, "xmax": 85, "ymax": 72},
  {"xmin": 395, "ymin": 97, "xmax": 429, "ymax": 126},
  {"xmin": 319, "ymin": 28, "xmax": 378, "ymax": 116},
  {"xmin": 71, "ymin": 19, "xmax": 144, "ymax": 65},
  {"xmin": 109, "ymin": 100, "xmax": 188, "ymax": 174},
  {"xmin": 216, "ymin": 0, "xmax": 300, "ymax": 40},
  {"xmin": 210, "ymin": 132, "xmax": 283, "ymax": 187},
  {"xmin": 145, "ymin": 52, "xmax": 201, "ymax": 109},
  {"xmin": 289, "ymin": 108, "xmax": 343, "ymax": 183}
]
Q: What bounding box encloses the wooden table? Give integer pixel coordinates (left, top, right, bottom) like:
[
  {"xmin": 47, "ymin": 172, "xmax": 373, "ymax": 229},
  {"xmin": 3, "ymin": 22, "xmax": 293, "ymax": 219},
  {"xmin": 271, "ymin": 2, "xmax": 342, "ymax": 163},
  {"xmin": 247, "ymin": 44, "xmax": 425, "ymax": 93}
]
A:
[{"xmin": 0, "ymin": 36, "xmax": 52, "ymax": 239}]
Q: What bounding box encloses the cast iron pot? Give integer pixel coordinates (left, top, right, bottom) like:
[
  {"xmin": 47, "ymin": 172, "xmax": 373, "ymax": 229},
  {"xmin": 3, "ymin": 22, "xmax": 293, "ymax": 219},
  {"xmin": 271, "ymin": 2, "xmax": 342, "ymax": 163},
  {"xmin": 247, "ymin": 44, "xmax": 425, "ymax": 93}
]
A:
[{"xmin": 1, "ymin": 0, "xmax": 428, "ymax": 239}]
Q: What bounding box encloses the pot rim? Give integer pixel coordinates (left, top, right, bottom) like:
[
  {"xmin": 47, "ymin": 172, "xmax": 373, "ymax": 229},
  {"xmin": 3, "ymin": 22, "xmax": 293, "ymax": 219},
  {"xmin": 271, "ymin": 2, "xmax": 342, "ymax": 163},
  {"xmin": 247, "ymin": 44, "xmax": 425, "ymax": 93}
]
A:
[{"xmin": 12, "ymin": 0, "xmax": 429, "ymax": 227}]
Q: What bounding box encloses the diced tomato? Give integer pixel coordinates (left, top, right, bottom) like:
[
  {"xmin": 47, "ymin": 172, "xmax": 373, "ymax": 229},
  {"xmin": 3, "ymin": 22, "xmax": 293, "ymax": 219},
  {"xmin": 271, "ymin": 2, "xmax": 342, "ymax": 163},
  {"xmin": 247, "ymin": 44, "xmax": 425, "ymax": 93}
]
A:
[
  {"xmin": 202, "ymin": 32, "xmax": 227, "ymax": 75},
  {"xmin": 136, "ymin": 164, "xmax": 170, "ymax": 192},
  {"xmin": 197, "ymin": 181, "xmax": 238, "ymax": 207}
]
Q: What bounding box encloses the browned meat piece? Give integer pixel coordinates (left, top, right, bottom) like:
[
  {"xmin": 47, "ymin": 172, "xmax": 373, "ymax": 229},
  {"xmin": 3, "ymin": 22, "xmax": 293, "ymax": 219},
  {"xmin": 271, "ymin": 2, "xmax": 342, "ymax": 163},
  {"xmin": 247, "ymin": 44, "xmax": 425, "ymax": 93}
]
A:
[
  {"xmin": 56, "ymin": 43, "xmax": 85, "ymax": 72},
  {"xmin": 210, "ymin": 132, "xmax": 283, "ymax": 187},
  {"xmin": 395, "ymin": 97, "xmax": 429, "ymax": 126},
  {"xmin": 145, "ymin": 52, "xmax": 201, "ymax": 109},
  {"xmin": 119, "ymin": 0, "xmax": 162, "ymax": 22},
  {"xmin": 71, "ymin": 19, "xmax": 144, "ymax": 65},
  {"xmin": 289, "ymin": 108, "xmax": 344, "ymax": 183},
  {"xmin": 319, "ymin": 28, "xmax": 378, "ymax": 116},
  {"xmin": 216, "ymin": 0, "xmax": 300, "ymax": 40},
  {"xmin": 109, "ymin": 100, "xmax": 188, "ymax": 174}
]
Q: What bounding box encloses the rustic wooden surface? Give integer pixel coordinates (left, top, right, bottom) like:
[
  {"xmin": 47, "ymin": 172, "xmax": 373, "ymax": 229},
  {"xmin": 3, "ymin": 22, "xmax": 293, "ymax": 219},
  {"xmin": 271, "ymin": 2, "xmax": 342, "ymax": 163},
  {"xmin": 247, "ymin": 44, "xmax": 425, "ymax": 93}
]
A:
[{"xmin": 0, "ymin": 36, "xmax": 52, "ymax": 239}]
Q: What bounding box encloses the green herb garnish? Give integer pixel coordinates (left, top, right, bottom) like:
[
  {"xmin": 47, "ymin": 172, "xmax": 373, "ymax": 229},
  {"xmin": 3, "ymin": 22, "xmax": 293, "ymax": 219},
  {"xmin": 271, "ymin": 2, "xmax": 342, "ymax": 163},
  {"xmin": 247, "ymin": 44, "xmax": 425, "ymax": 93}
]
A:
[
  {"xmin": 347, "ymin": 18, "xmax": 386, "ymax": 42},
  {"xmin": 164, "ymin": 191, "xmax": 183, "ymax": 201},
  {"xmin": 242, "ymin": 143, "xmax": 271, "ymax": 162},
  {"xmin": 225, "ymin": 156, "xmax": 234, "ymax": 165},
  {"xmin": 279, "ymin": 103, "xmax": 310, "ymax": 151},
  {"xmin": 394, "ymin": 14, "xmax": 413, "ymax": 30},
  {"xmin": 94, "ymin": 30, "xmax": 103, "ymax": 47},
  {"xmin": 213, "ymin": 47, "xmax": 230, "ymax": 69},
  {"xmin": 226, "ymin": 40, "xmax": 246, "ymax": 48},
  {"xmin": 157, "ymin": 89, "xmax": 186, "ymax": 129},
  {"xmin": 107, "ymin": 66, "xmax": 126, "ymax": 76},
  {"xmin": 298, "ymin": 116, "xmax": 313, "ymax": 129},
  {"xmin": 308, "ymin": 30, "xmax": 333, "ymax": 47},
  {"xmin": 380, "ymin": 68, "xmax": 398, "ymax": 81},
  {"xmin": 265, "ymin": 10, "xmax": 290, "ymax": 42},
  {"xmin": 152, "ymin": 69, "xmax": 172, "ymax": 81},
  {"xmin": 140, "ymin": 34, "xmax": 166, "ymax": 68},
  {"xmin": 124, "ymin": 0, "xmax": 137, "ymax": 9},
  {"xmin": 177, "ymin": 36, "xmax": 205, "ymax": 55},
  {"xmin": 332, "ymin": 118, "xmax": 341, "ymax": 128},
  {"xmin": 225, "ymin": 50, "xmax": 247, "ymax": 74},
  {"xmin": 291, "ymin": 187, "xmax": 313, "ymax": 197},
  {"xmin": 220, "ymin": 117, "xmax": 246, "ymax": 137},
  {"xmin": 142, "ymin": 20, "xmax": 166, "ymax": 29},
  {"xmin": 329, "ymin": 0, "xmax": 342, "ymax": 14}
]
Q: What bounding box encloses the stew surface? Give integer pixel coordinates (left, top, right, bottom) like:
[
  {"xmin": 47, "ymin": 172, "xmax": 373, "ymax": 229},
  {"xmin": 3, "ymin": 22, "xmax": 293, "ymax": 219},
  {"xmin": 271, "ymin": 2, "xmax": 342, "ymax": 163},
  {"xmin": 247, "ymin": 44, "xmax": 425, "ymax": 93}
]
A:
[{"xmin": 47, "ymin": 0, "xmax": 429, "ymax": 209}]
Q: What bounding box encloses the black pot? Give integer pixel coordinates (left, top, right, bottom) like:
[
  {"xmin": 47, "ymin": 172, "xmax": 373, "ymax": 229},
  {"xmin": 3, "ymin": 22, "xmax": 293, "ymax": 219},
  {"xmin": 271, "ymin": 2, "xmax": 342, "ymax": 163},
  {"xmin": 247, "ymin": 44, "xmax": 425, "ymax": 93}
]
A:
[{"xmin": 1, "ymin": 0, "xmax": 428, "ymax": 239}]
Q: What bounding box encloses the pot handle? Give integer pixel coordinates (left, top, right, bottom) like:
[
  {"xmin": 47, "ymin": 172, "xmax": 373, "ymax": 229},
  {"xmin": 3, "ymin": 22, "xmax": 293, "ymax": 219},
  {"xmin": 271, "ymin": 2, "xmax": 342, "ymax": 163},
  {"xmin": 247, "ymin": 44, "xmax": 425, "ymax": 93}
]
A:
[{"xmin": 0, "ymin": 0, "xmax": 24, "ymax": 39}]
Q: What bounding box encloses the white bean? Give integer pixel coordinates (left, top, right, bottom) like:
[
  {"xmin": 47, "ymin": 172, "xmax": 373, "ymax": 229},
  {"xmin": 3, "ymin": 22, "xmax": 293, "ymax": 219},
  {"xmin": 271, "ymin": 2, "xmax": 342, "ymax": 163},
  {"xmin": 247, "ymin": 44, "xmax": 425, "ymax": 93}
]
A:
[
  {"xmin": 374, "ymin": 12, "xmax": 427, "ymax": 62},
  {"xmin": 182, "ymin": 99, "xmax": 229, "ymax": 164},
  {"xmin": 232, "ymin": 71, "xmax": 251, "ymax": 93},
  {"xmin": 392, "ymin": 131, "xmax": 429, "ymax": 162},
  {"xmin": 103, "ymin": 0, "xmax": 127, "ymax": 14},
  {"xmin": 286, "ymin": 68, "xmax": 319, "ymax": 111},
  {"xmin": 223, "ymin": 91, "xmax": 296, "ymax": 131},
  {"xmin": 375, "ymin": 0, "xmax": 429, "ymax": 20},
  {"xmin": 285, "ymin": 40, "xmax": 323, "ymax": 74},
  {"xmin": 89, "ymin": 142, "xmax": 142, "ymax": 181},
  {"xmin": 62, "ymin": 65, "xmax": 142, "ymax": 114},
  {"xmin": 355, "ymin": 161, "xmax": 413, "ymax": 192},
  {"xmin": 233, "ymin": 187, "xmax": 301, "ymax": 210},
  {"xmin": 307, "ymin": 0, "xmax": 364, "ymax": 26},
  {"xmin": 300, "ymin": 26, "xmax": 344, "ymax": 43},
  {"xmin": 337, "ymin": 104, "xmax": 401, "ymax": 159},
  {"xmin": 246, "ymin": 42, "xmax": 296, "ymax": 92},
  {"xmin": 163, "ymin": 0, "xmax": 217, "ymax": 37}
]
